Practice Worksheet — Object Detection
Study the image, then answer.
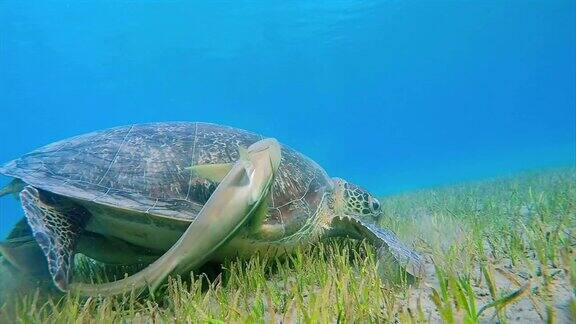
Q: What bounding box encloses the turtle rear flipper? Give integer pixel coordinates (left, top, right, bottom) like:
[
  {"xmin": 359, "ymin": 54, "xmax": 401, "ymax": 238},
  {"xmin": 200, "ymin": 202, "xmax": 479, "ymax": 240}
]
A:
[
  {"xmin": 0, "ymin": 235, "xmax": 49, "ymax": 277},
  {"xmin": 20, "ymin": 186, "xmax": 89, "ymax": 291},
  {"xmin": 329, "ymin": 217, "xmax": 424, "ymax": 278},
  {"xmin": 0, "ymin": 217, "xmax": 48, "ymax": 276}
]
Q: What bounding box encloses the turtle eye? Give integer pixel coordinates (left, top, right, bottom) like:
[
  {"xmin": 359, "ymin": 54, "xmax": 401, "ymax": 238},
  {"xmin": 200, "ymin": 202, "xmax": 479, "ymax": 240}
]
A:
[{"xmin": 371, "ymin": 199, "xmax": 380, "ymax": 211}]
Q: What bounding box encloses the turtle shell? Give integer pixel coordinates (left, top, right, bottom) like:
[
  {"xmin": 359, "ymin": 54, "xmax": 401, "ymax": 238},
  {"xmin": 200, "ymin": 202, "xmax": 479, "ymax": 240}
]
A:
[{"xmin": 0, "ymin": 122, "xmax": 332, "ymax": 232}]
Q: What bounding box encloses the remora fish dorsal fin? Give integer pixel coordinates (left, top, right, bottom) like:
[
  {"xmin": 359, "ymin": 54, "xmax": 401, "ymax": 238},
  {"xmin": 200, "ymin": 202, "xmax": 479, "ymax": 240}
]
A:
[
  {"xmin": 187, "ymin": 163, "xmax": 234, "ymax": 183},
  {"xmin": 187, "ymin": 145, "xmax": 253, "ymax": 183}
]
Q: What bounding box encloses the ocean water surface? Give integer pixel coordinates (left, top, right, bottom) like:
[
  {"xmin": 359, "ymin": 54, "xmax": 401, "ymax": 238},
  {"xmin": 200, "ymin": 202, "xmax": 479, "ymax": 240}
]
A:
[{"xmin": 0, "ymin": 1, "xmax": 574, "ymax": 237}]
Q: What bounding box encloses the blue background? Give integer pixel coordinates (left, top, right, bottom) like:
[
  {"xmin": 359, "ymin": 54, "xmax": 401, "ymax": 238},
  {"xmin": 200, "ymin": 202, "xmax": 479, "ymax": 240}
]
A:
[{"xmin": 1, "ymin": 1, "xmax": 574, "ymax": 237}]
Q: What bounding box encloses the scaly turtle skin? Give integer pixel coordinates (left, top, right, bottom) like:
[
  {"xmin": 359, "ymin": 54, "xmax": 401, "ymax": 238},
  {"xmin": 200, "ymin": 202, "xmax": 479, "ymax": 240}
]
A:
[{"xmin": 0, "ymin": 122, "xmax": 422, "ymax": 294}]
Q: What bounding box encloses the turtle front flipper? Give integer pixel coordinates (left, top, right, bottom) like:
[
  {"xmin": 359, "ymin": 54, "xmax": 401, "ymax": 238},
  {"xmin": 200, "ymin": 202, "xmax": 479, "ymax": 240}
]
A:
[
  {"xmin": 0, "ymin": 178, "xmax": 25, "ymax": 198},
  {"xmin": 20, "ymin": 186, "xmax": 90, "ymax": 291},
  {"xmin": 329, "ymin": 216, "xmax": 424, "ymax": 278},
  {"xmin": 70, "ymin": 138, "xmax": 282, "ymax": 297}
]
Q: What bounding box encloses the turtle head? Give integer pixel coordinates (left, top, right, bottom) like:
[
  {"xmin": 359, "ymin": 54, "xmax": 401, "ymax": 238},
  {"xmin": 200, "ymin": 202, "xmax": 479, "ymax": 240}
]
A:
[{"xmin": 330, "ymin": 178, "xmax": 382, "ymax": 222}]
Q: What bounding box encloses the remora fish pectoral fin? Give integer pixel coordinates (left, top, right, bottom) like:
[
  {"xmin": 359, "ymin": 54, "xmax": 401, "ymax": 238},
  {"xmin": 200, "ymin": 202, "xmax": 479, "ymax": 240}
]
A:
[
  {"xmin": 70, "ymin": 138, "xmax": 282, "ymax": 297},
  {"xmin": 238, "ymin": 147, "xmax": 255, "ymax": 183}
]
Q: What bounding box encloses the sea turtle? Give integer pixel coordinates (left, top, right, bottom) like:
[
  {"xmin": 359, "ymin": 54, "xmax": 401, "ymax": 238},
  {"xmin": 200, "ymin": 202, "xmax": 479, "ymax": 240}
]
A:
[{"xmin": 0, "ymin": 122, "xmax": 422, "ymax": 296}]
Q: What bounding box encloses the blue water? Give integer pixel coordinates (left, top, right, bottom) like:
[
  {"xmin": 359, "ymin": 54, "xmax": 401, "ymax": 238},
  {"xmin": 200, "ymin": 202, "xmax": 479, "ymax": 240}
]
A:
[{"xmin": 0, "ymin": 1, "xmax": 574, "ymax": 237}]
